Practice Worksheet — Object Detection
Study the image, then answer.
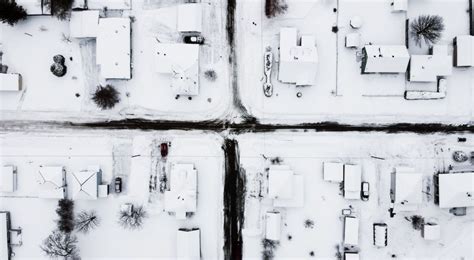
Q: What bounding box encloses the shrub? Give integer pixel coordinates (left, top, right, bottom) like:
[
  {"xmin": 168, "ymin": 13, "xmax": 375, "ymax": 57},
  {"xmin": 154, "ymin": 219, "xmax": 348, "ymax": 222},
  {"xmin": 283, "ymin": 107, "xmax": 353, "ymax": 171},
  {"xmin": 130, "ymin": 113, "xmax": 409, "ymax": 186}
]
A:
[
  {"xmin": 265, "ymin": 0, "xmax": 288, "ymax": 18},
  {"xmin": 410, "ymin": 15, "xmax": 444, "ymax": 47},
  {"xmin": 56, "ymin": 199, "xmax": 75, "ymax": 233},
  {"xmin": 92, "ymin": 85, "xmax": 121, "ymax": 110},
  {"xmin": 118, "ymin": 205, "xmax": 147, "ymax": 230},
  {"xmin": 0, "ymin": 0, "xmax": 27, "ymax": 26},
  {"xmin": 75, "ymin": 210, "xmax": 100, "ymax": 233},
  {"xmin": 46, "ymin": 0, "xmax": 74, "ymax": 20}
]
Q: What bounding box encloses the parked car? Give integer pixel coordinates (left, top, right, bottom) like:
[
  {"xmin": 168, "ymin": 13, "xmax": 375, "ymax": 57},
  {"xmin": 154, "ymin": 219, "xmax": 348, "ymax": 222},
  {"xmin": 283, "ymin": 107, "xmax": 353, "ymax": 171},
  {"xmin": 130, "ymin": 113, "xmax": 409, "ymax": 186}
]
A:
[
  {"xmin": 361, "ymin": 181, "xmax": 370, "ymax": 201},
  {"xmin": 373, "ymin": 223, "xmax": 388, "ymax": 247},
  {"xmin": 114, "ymin": 177, "xmax": 122, "ymax": 193},
  {"xmin": 160, "ymin": 142, "xmax": 168, "ymax": 158},
  {"xmin": 183, "ymin": 35, "xmax": 205, "ymax": 44}
]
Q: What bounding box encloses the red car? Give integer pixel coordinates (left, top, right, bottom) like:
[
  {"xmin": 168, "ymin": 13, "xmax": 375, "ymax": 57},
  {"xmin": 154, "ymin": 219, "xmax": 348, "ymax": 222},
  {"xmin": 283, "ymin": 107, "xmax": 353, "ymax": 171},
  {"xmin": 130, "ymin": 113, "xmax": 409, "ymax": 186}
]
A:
[
  {"xmin": 160, "ymin": 143, "xmax": 168, "ymax": 158},
  {"xmin": 114, "ymin": 177, "xmax": 122, "ymax": 193}
]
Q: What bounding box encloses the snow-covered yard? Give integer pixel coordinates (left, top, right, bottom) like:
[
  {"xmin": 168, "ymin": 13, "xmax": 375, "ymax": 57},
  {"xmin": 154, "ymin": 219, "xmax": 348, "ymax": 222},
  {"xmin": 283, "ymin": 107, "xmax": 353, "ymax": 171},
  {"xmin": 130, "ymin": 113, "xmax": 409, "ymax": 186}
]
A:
[
  {"xmin": 0, "ymin": 131, "xmax": 224, "ymax": 259},
  {"xmin": 237, "ymin": 132, "xmax": 474, "ymax": 259}
]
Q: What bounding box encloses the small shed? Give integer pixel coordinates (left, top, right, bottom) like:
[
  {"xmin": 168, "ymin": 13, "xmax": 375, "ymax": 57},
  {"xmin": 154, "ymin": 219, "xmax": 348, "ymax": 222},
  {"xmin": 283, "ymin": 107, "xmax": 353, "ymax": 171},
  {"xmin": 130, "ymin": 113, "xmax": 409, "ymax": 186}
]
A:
[
  {"xmin": 177, "ymin": 228, "xmax": 200, "ymax": 260},
  {"xmin": 0, "ymin": 166, "xmax": 17, "ymax": 193},
  {"xmin": 345, "ymin": 33, "xmax": 361, "ymax": 48},
  {"xmin": 454, "ymin": 35, "xmax": 474, "ymax": 67},
  {"xmin": 265, "ymin": 211, "xmax": 281, "ymax": 241},
  {"xmin": 0, "ymin": 74, "xmax": 21, "ymax": 91},
  {"xmin": 164, "ymin": 164, "xmax": 197, "ymax": 219},
  {"xmin": 323, "ymin": 162, "xmax": 344, "ymax": 182},
  {"xmin": 344, "ymin": 216, "xmax": 359, "ymax": 246},
  {"xmin": 437, "ymin": 172, "xmax": 474, "ymax": 208},
  {"xmin": 344, "ymin": 164, "xmax": 361, "ymax": 200},
  {"xmin": 361, "ymin": 45, "xmax": 410, "ymax": 73},
  {"xmin": 37, "ymin": 166, "xmax": 66, "ymax": 199},
  {"xmin": 177, "ymin": 4, "xmax": 203, "ymax": 32},
  {"xmin": 69, "ymin": 11, "xmax": 100, "ymax": 38}
]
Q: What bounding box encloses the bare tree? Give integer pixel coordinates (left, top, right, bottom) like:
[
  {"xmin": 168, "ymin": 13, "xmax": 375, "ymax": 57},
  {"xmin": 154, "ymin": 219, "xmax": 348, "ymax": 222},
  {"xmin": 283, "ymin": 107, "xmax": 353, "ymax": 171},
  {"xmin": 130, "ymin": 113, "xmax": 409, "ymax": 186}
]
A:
[
  {"xmin": 92, "ymin": 85, "xmax": 121, "ymax": 110},
  {"xmin": 265, "ymin": 0, "xmax": 288, "ymax": 18},
  {"xmin": 410, "ymin": 15, "xmax": 445, "ymax": 47},
  {"xmin": 118, "ymin": 205, "xmax": 147, "ymax": 230},
  {"xmin": 41, "ymin": 230, "xmax": 79, "ymax": 259},
  {"xmin": 75, "ymin": 210, "xmax": 100, "ymax": 234}
]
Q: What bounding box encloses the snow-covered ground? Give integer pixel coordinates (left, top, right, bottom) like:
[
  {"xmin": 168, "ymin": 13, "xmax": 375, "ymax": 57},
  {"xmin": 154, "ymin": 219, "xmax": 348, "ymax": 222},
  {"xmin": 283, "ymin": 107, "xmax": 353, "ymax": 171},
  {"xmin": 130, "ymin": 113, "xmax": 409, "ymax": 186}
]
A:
[
  {"xmin": 0, "ymin": 131, "xmax": 224, "ymax": 259},
  {"xmin": 0, "ymin": 0, "xmax": 231, "ymax": 121},
  {"xmin": 236, "ymin": 132, "xmax": 474, "ymax": 259},
  {"xmin": 237, "ymin": 0, "xmax": 474, "ymax": 125}
]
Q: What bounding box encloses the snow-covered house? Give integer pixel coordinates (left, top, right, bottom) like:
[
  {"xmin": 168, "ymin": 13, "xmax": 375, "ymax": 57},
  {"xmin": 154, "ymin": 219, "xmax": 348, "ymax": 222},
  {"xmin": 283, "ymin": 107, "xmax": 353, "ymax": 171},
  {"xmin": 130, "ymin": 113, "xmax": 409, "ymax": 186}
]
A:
[
  {"xmin": 423, "ymin": 222, "xmax": 441, "ymax": 240},
  {"xmin": 436, "ymin": 172, "xmax": 474, "ymax": 208},
  {"xmin": 0, "ymin": 74, "xmax": 21, "ymax": 91},
  {"xmin": 344, "ymin": 252, "xmax": 360, "ymax": 260},
  {"xmin": 265, "ymin": 211, "xmax": 281, "ymax": 241},
  {"xmin": 164, "ymin": 163, "xmax": 197, "ymax": 219},
  {"xmin": 394, "ymin": 167, "xmax": 422, "ymax": 211},
  {"xmin": 361, "ymin": 45, "xmax": 410, "ymax": 73},
  {"xmin": 268, "ymin": 165, "xmax": 304, "ymax": 207},
  {"xmin": 37, "ymin": 166, "xmax": 66, "ymax": 199},
  {"xmin": 96, "ymin": 18, "xmax": 131, "ymax": 79},
  {"xmin": 69, "ymin": 11, "xmax": 99, "ymax": 38},
  {"xmin": 0, "ymin": 212, "xmax": 10, "ymax": 260},
  {"xmin": 344, "ymin": 216, "xmax": 359, "ymax": 246},
  {"xmin": 391, "ymin": 0, "xmax": 408, "ymax": 12},
  {"xmin": 343, "ymin": 164, "xmax": 361, "ymax": 200},
  {"xmin": 177, "ymin": 228, "xmax": 200, "ymax": 260},
  {"xmin": 278, "ymin": 27, "xmax": 318, "ymax": 86},
  {"xmin": 155, "ymin": 43, "xmax": 199, "ymax": 96},
  {"xmin": 323, "ymin": 162, "xmax": 344, "ymax": 182},
  {"xmin": 71, "ymin": 166, "xmax": 102, "ymax": 200},
  {"xmin": 409, "ymin": 50, "xmax": 452, "ymax": 82},
  {"xmin": 87, "ymin": 0, "xmax": 132, "ymax": 10},
  {"xmin": 454, "ymin": 35, "xmax": 474, "ymax": 67},
  {"xmin": 15, "ymin": 0, "xmax": 44, "ymax": 15},
  {"xmin": 177, "ymin": 4, "xmax": 203, "ymax": 32},
  {"xmin": 0, "ymin": 166, "xmax": 17, "ymax": 193}
]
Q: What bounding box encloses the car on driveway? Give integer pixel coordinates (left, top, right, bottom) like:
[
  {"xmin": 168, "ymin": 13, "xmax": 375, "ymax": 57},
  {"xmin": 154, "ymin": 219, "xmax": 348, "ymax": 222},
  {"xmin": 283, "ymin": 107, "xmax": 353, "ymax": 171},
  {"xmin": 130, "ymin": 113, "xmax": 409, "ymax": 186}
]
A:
[
  {"xmin": 160, "ymin": 142, "xmax": 168, "ymax": 158},
  {"xmin": 114, "ymin": 177, "xmax": 122, "ymax": 193},
  {"xmin": 183, "ymin": 35, "xmax": 205, "ymax": 44},
  {"xmin": 361, "ymin": 182, "xmax": 369, "ymax": 201}
]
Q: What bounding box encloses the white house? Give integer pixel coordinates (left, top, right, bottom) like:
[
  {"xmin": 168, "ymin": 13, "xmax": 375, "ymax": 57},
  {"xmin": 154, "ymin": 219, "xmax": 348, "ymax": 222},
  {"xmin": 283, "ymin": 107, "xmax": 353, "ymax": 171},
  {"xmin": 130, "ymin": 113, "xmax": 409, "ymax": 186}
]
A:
[
  {"xmin": 454, "ymin": 35, "xmax": 474, "ymax": 67},
  {"xmin": 362, "ymin": 45, "xmax": 410, "ymax": 73},
  {"xmin": 155, "ymin": 43, "xmax": 199, "ymax": 96},
  {"xmin": 323, "ymin": 162, "xmax": 344, "ymax": 182},
  {"xmin": 344, "ymin": 216, "xmax": 359, "ymax": 246},
  {"xmin": 437, "ymin": 172, "xmax": 474, "ymax": 208},
  {"xmin": 36, "ymin": 166, "xmax": 66, "ymax": 199},
  {"xmin": 0, "ymin": 166, "xmax": 17, "ymax": 193},
  {"xmin": 71, "ymin": 166, "xmax": 102, "ymax": 200},
  {"xmin": 96, "ymin": 18, "xmax": 131, "ymax": 79},
  {"xmin": 410, "ymin": 53, "xmax": 452, "ymax": 82},
  {"xmin": 0, "ymin": 74, "xmax": 21, "ymax": 91},
  {"xmin": 394, "ymin": 167, "xmax": 423, "ymax": 211},
  {"xmin": 265, "ymin": 211, "xmax": 281, "ymax": 241},
  {"xmin": 69, "ymin": 11, "xmax": 100, "ymax": 38},
  {"xmin": 343, "ymin": 164, "xmax": 361, "ymax": 200},
  {"xmin": 164, "ymin": 163, "xmax": 197, "ymax": 219},
  {"xmin": 278, "ymin": 27, "xmax": 318, "ymax": 86},
  {"xmin": 0, "ymin": 212, "xmax": 10, "ymax": 260},
  {"xmin": 177, "ymin": 4, "xmax": 203, "ymax": 32},
  {"xmin": 177, "ymin": 229, "xmax": 200, "ymax": 260},
  {"xmin": 268, "ymin": 165, "xmax": 304, "ymax": 207}
]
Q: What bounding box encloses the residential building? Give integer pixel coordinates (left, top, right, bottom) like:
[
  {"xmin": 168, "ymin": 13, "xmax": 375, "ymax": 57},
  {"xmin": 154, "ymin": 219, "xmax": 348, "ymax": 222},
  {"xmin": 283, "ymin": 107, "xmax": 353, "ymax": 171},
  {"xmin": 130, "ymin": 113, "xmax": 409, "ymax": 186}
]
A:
[
  {"xmin": 69, "ymin": 11, "xmax": 100, "ymax": 38},
  {"xmin": 0, "ymin": 166, "xmax": 17, "ymax": 193},
  {"xmin": 265, "ymin": 211, "xmax": 281, "ymax": 241},
  {"xmin": 177, "ymin": 4, "xmax": 203, "ymax": 32},
  {"xmin": 361, "ymin": 45, "xmax": 410, "ymax": 73},
  {"xmin": 268, "ymin": 165, "xmax": 304, "ymax": 207},
  {"xmin": 0, "ymin": 212, "xmax": 10, "ymax": 260},
  {"xmin": 344, "ymin": 216, "xmax": 359, "ymax": 246},
  {"xmin": 344, "ymin": 164, "xmax": 361, "ymax": 200},
  {"xmin": 436, "ymin": 172, "xmax": 474, "ymax": 208},
  {"xmin": 164, "ymin": 163, "xmax": 197, "ymax": 219},
  {"xmin": 177, "ymin": 228, "xmax": 200, "ymax": 260},
  {"xmin": 71, "ymin": 166, "xmax": 102, "ymax": 200},
  {"xmin": 0, "ymin": 74, "xmax": 21, "ymax": 91},
  {"xmin": 454, "ymin": 35, "xmax": 474, "ymax": 67},
  {"xmin": 36, "ymin": 166, "xmax": 66, "ymax": 199},
  {"xmin": 394, "ymin": 167, "xmax": 422, "ymax": 211},
  {"xmin": 323, "ymin": 162, "xmax": 344, "ymax": 182}
]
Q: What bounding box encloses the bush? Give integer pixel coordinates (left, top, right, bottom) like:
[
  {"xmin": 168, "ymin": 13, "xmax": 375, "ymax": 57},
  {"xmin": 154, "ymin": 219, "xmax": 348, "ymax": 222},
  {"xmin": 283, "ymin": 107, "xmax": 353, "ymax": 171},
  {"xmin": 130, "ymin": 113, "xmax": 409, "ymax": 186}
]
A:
[
  {"xmin": 41, "ymin": 230, "xmax": 78, "ymax": 258},
  {"xmin": 265, "ymin": 0, "xmax": 288, "ymax": 18},
  {"xmin": 46, "ymin": 0, "xmax": 74, "ymax": 20},
  {"xmin": 118, "ymin": 205, "xmax": 147, "ymax": 230},
  {"xmin": 0, "ymin": 0, "xmax": 27, "ymax": 26},
  {"xmin": 56, "ymin": 199, "xmax": 75, "ymax": 233},
  {"xmin": 75, "ymin": 210, "xmax": 100, "ymax": 233},
  {"xmin": 92, "ymin": 85, "xmax": 121, "ymax": 110},
  {"xmin": 50, "ymin": 63, "xmax": 67, "ymax": 77},
  {"xmin": 410, "ymin": 15, "xmax": 444, "ymax": 47}
]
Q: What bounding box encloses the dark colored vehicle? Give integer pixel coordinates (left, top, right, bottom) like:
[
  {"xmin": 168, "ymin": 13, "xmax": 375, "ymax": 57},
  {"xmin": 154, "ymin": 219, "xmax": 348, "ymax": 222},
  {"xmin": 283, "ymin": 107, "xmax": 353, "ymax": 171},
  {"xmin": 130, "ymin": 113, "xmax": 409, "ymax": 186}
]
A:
[
  {"xmin": 114, "ymin": 177, "xmax": 122, "ymax": 193},
  {"xmin": 183, "ymin": 35, "xmax": 205, "ymax": 44},
  {"xmin": 361, "ymin": 181, "xmax": 370, "ymax": 201},
  {"xmin": 160, "ymin": 142, "xmax": 168, "ymax": 158}
]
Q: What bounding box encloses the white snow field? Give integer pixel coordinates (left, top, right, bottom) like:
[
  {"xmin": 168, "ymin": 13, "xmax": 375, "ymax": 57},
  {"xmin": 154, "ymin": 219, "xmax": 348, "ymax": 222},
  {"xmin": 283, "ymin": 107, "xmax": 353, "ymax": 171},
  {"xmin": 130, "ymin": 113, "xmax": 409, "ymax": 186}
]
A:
[
  {"xmin": 237, "ymin": 132, "xmax": 474, "ymax": 259},
  {"xmin": 0, "ymin": 131, "xmax": 224, "ymax": 259},
  {"xmin": 237, "ymin": 0, "xmax": 474, "ymax": 124}
]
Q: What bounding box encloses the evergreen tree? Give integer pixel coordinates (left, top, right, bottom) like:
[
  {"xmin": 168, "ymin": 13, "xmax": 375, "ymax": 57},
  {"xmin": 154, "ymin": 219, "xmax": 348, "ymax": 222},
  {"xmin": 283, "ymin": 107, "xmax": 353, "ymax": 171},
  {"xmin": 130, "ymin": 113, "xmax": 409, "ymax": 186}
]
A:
[{"xmin": 0, "ymin": 0, "xmax": 27, "ymax": 26}]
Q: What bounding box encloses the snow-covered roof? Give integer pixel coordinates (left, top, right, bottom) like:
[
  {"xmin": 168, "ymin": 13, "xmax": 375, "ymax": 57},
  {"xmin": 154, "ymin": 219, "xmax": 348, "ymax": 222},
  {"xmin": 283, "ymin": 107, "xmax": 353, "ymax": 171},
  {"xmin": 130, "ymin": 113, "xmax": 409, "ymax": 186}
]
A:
[
  {"xmin": 344, "ymin": 164, "xmax": 361, "ymax": 200},
  {"xmin": 69, "ymin": 11, "xmax": 99, "ymax": 38},
  {"xmin": 177, "ymin": 229, "xmax": 200, "ymax": 260},
  {"xmin": 409, "ymin": 54, "xmax": 452, "ymax": 82},
  {"xmin": 273, "ymin": 175, "xmax": 304, "ymax": 207},
  {"xmin": 265, "ymin": 211, "xmax": 281, "ymax": 241},
  {"xmin": 345, "ymin": 33, "xmax": 360, "ymax": 48},
  {"xmin": 15, "ymin": 0, "xmax": 43, "ymax": 15},
  {"xmin": 362, "ymin": 45, "xmax": 410, "ymax": 73},
  {"xmin": 155, "ymin": 43, "xmax": 199, "ymax": 96},
  {"xmin": 438, "ymin": 172, "xmax": 474, "ymax": 208},
  {"xmin": 278, "ymin": 27, "xmax": 318, "ymax": 86},
  {"xmin": 87, "ymin": 0, "xmax": 131, "ymax": 10},
  {"xmin": 395, "ymin": 167, "xmax": 422, "ymax": 207},
  {"xmin": 455, "ymin": 35, "xmax": 474, "ymax": 67},
  {"xmin": 96, "ymin": 18, "xmax": 131, "ymax": 79},
  {"xmin": 0, "ymin": 166, "xmax": 16, "ymax": 193},
  {"xmin": 164, "ymin": 163, "xmax": 197, "ymax": 219},
  {"xmin": 0, "ymin": 212, "xmax": 9, "ymax": 260},
  {"xmin": 344, "ymin": 216, "xmax": 359, "ymax": 246},
  {"xmin": 177, "ymin": 4, "xmax": 203, "ymax": 32},
  {"xmin": 423, "ymin": 223, "xmax": 440, "ymax": 240},
  {"xmin": 37, "ymin": 166, "xmax": 65, "ymax": 199},
  {"xmin": 0, "ymin": 74, "xmax": 21, "ymax": 91},
  {"xmin": 344, "ymin": 252, "xmax": 360, "ymax": 260},
  {"xmin": 392, "ymin": 0, "xmax": 408, "ymax": 11},
  {"xmin": 268, "ymin": 165, "xmax": 294, "ymax": 199},
  {"xmin": 323, "ymin": 162, "xmax": 344, "ymax": 182},
  {"xmin": 71, "ymin": 168, "xmax": 101, "ymax": 200}
]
